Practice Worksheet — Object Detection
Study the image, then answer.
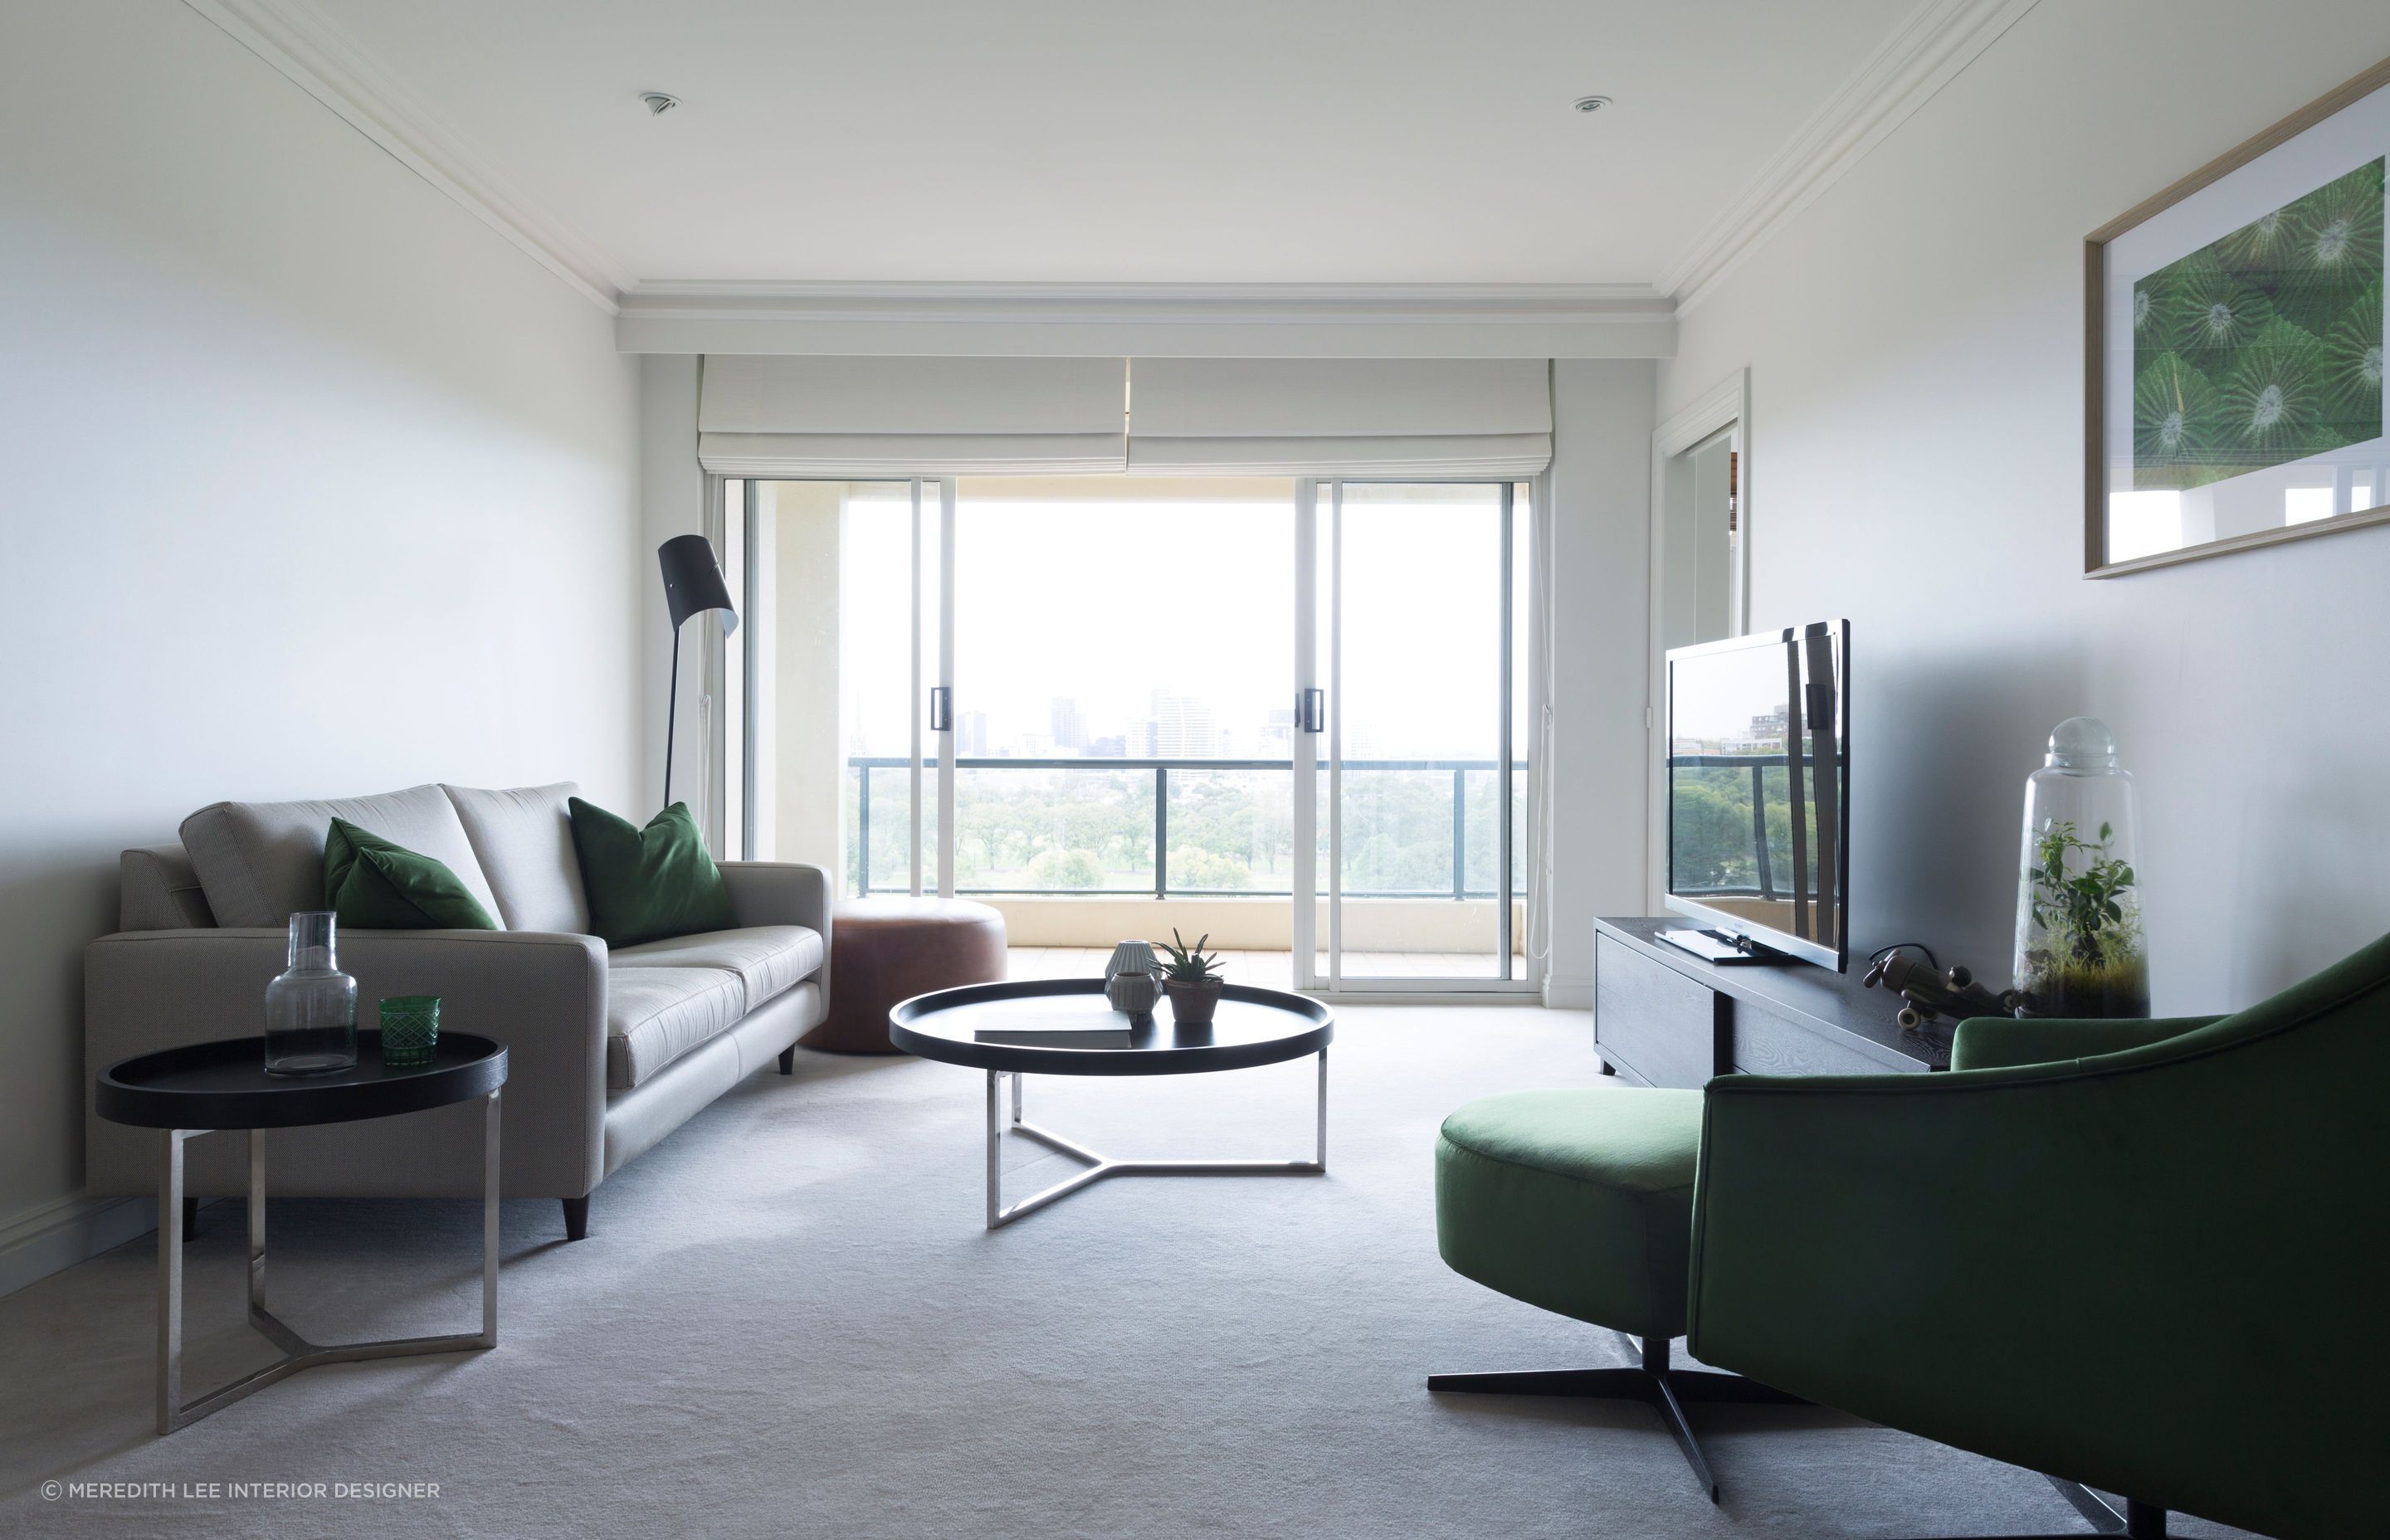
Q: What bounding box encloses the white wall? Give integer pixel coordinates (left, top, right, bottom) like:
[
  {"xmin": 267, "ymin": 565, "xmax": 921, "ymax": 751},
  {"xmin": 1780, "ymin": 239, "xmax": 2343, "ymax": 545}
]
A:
[
  {"xmin": 1544, "ymin": 359, "xmax": 1657, "ymax": 1003},
  {"xmin": 1656, "ymin": 1, "xmax": 2390, "ymax": 1010},
  {"xmin": 0, "ymin": 2, "xmax": 641, "ymax": 1282}
]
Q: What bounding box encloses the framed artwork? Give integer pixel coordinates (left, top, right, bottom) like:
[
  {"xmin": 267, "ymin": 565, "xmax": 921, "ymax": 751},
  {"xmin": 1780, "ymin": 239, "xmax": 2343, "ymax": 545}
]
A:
[{"xmin": 2086, "ymin": 57, "xmax": 2390, "ymax": 576}]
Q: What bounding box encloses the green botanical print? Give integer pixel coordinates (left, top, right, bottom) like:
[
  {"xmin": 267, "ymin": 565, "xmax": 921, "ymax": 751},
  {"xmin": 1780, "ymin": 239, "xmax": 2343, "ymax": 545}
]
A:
[
  {"xmin": 2132, "ymin": 352, "xmax": 2217, "ymax": 470},
  {"xmin": 2132, "ymin": 159, "xmax": 2384, "ymax": 490},
  {"xmin": 2325, "ymin": 283, "xmax": 2385, "ymax": 422}
]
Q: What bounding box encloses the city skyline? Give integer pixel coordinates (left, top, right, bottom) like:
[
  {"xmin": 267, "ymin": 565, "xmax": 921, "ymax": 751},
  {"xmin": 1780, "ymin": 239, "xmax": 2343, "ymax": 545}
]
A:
[{"xmin": 865, "ymin": 690, "xmax": 1348, "ymax": 761}]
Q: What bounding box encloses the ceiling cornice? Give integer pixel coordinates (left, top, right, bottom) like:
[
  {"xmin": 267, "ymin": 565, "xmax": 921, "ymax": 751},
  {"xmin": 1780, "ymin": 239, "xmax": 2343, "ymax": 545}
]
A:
[
  {"xmin": 1659, "ymin": 0, "xmax": 2041, "ymax": 311},
  {"xmin": 613, "ymin": 282, "xmax": 1678, "ymax": 358},
  {"xmin": 183, "ymin": 0, "xmax": 633, "ymax": 312},
  {"xmin": 183, "ymin": 0, "xmax": 2038, "ymax": 340},
  {"xmin": 618, "ymin": 280, "xmax": 1671, "ymax": 324}
]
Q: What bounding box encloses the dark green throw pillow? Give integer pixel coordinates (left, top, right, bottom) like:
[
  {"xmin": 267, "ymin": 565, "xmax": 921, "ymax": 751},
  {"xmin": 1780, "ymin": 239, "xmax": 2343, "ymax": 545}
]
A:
[
  {"xmin": 567, "ymin": 798, "xmax": 736, "ymax": 948},
  {"xmin": 322, "ymin": 818, "xmax": 497, "ymax": 930}
]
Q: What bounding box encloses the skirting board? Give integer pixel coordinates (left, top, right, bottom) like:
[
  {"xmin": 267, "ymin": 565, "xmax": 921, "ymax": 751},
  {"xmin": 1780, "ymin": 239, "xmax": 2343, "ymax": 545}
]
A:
[
  {"xmin": 1544, "ymin": 973, "xmax": 1595, "ymax": 1010},
  {"xmin": 0, "ymin": 1193, "xmax": 158, "ymax": 1299}
]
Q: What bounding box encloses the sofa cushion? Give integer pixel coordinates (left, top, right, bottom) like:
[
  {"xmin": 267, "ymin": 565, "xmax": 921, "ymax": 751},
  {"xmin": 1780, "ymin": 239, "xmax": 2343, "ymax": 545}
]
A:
[
  {"xmin": 606, "ymin": 966, "xmax": 748, "ymax": 1090},
  {"xmin": 442, "ymin": 782, "xmax": 591, "ymax": 934},
  {"xmin": 611, "ymin": 925, "xmax": 823, "ymax": 1005},
  {"xmin": 568, "ymin": 798, "xmax": 736, "ymax": 948},
  {"xmin": 324, "ymin": 818, "xmax": 498, "ymax": 930},
  {"xmin": 181, "ymin": 785, "xmax": 502, "ymax": 930},
  {"xmin": 120, "ymin": 845, "xmax": 217, "ymax": 931}
]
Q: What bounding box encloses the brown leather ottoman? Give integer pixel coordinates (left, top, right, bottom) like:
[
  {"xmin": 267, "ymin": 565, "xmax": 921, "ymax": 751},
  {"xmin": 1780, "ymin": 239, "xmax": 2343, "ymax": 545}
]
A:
[{"xmin": 801, "ymin": 897, "xmax": 1008, "ymax": 1054}]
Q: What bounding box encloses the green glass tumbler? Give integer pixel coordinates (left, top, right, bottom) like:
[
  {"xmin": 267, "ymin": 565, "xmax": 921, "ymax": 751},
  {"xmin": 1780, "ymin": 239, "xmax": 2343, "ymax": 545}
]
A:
[{"xmin": 378, "ymin": 996, "xmax": 441, "ymax": 1070}]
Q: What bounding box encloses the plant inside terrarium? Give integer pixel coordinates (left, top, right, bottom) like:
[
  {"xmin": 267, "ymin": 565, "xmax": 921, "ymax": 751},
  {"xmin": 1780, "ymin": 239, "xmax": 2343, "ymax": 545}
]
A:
[{"xmin": 2019, "ymin": 820, "xmax": 2149, "ymax": 1016}]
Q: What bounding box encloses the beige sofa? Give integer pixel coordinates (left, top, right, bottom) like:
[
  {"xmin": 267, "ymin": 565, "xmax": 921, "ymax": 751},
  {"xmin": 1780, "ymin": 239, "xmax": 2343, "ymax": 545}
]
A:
[{"xmin": 83, "ymin": 782, "xmax": 830, "ymax": 1239}]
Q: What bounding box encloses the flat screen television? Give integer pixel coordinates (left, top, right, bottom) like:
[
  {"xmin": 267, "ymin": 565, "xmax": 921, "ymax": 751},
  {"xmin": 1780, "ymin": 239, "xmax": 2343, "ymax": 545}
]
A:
[{"xmin": 1662, "ymin": 621, "xmax": 1850, "ymax": 971}]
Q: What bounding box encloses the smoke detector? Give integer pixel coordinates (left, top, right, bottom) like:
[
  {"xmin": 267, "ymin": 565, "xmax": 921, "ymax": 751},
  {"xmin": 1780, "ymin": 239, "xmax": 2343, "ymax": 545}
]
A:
[{"xmin": 1573, "ymin": 95, "xmax": 1612, "ymax": 114}]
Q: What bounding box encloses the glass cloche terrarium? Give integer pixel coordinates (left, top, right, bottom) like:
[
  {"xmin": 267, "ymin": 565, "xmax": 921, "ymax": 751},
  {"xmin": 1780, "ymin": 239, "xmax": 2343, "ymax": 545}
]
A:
[{"xmin": 2012, "ymin": 718, "xmax": 2149, "ymax": 1018}]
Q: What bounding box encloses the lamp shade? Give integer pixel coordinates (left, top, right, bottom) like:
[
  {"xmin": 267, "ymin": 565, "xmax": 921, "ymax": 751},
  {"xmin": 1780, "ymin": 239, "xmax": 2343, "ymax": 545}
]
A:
[{"xmin": 658, "ymin": 534, "xmax": 738, "ymax": 635}]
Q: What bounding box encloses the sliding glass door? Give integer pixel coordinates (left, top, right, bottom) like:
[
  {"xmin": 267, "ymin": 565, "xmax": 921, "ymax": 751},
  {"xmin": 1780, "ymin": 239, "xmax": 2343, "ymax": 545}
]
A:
[
  {"xmin": 736, "ymin": 473, "xmax": 1529, "ymax": 996},
  {"xmin": 1297, "ymin": 481, "xmax": 1527, "ymax": 991},
  {"xmin": 731, "ymin": 479, "xmax": 953, "ymax": 897}
]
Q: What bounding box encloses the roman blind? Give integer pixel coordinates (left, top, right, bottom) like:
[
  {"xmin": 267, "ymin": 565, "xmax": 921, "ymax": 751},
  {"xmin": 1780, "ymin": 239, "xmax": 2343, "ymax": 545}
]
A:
[
  {"xmin": 696, "ymin": 355, "xmax": 1129, "ymax": 475},
  {"xmin": 1125, "ymin": 358, "xmax": 1553, "ymax": 476}
]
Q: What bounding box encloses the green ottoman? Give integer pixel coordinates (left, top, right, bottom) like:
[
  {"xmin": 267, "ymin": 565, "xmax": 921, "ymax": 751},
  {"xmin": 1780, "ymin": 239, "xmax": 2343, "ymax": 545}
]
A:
[{"xmin": 1428, "ymin": 1086, "xmax": 1802, "ymax": 1503}]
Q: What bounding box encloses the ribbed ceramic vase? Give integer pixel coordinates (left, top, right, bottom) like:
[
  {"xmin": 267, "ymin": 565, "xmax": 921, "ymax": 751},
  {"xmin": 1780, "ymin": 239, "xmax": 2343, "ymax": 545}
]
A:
[{"xmin": 1104, "ymin": 940, "xmax": 1161, "ymax": 1013}]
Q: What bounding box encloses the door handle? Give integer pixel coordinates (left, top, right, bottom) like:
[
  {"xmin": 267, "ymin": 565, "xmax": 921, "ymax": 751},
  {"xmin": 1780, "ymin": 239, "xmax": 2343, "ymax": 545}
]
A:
[
  {"xmin": 1298, "ymin": 688, "xmax": 1324, "ymax": 734},
  {"xmin": 929, "ymin": 686, "xmax": 952, "ymax": 733}
]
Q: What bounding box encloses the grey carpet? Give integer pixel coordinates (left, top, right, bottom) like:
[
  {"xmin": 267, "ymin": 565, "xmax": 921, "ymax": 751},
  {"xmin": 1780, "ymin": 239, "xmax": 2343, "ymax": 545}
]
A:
[{"xmin": 1, "ymin": 1006, "xmax": 2251, "ymax": 1538}]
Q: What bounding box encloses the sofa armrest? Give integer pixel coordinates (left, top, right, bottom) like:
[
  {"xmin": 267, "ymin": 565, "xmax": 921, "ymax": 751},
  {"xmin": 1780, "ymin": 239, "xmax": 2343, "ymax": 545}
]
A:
[
  {"xmin": 719, "ymin": 861, "xmax": 832, "ymax": 997},
  {"xmin": 85, "ymin": 928, "xmax": 607, "ymax": 1200},
  {"xmin": 1948, "ymin": 1013, "xmax": 2222, "ymax": 1071}
]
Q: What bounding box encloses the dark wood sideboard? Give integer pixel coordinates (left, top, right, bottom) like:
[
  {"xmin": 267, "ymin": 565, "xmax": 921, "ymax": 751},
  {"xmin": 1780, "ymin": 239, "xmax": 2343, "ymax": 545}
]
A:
[{"xmin": 1593, "ymin": 917, "xmax": 1950, "ymax": 1088}]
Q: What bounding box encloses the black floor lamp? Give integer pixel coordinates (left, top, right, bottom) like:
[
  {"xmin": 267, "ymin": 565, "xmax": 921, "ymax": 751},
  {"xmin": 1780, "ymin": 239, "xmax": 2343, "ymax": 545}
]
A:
[{"xmin": 657, "ymin": 534, "xmax": 738, "ymax": 811}]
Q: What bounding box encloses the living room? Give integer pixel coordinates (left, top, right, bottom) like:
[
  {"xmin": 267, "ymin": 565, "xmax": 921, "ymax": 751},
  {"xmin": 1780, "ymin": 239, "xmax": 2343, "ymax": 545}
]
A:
[{"xmin": 2, "ymin": 3, "xmax": 2382, "ymax": 1537}]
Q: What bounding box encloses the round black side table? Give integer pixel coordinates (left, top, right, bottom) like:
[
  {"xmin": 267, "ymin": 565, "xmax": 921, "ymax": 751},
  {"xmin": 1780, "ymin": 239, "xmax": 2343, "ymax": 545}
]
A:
[
  {"xmin": 95, "ymin": 1031, "xmax": 507, "ymax": 1435},
  {"xmin": 890, "ymin": 979, "xmax": 1333, "ymax": 1230}
]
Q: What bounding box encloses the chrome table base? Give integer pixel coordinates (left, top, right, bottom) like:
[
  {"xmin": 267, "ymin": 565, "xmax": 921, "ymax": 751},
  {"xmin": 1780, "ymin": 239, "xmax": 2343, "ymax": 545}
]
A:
[
  {"xmin": 983, "ymin": 1050, "xmax": 1328, "ymax": 1229},
  {"xmin": 154, "ymin": 1090, "xmax": 500, "ymax": 1435}
]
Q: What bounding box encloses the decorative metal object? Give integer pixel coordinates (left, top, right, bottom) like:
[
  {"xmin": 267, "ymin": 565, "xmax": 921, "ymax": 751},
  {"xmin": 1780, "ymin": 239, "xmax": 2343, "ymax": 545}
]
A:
[
  {"xmin": 264, "ymin": 912, "xmax": 358, "ymax": 1075},
  {"xmin": 2013, "ymin": 719, "xmax": 2149, "ymax": 1018},
  {"xmin": 1103, "ymin": 940, "xmax": 1160, "ymax": 1013},
  {"xmin": 1863, "ymin": 947, "xmax": 2029, "ymax": 1034},
  {"xmin": 378, "ymin": 996, "xmax": 441, "ymax": 1070}
]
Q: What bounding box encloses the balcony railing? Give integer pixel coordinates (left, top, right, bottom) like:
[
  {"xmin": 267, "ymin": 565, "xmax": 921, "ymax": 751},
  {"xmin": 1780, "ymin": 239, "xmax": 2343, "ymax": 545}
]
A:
[
  {"xmin": 1667, "ymin": 750, "xmax": 1838, "ymax": 903},
  {"xmin": 849, "ymin": 754, "xmax": 1521, "ymax": 900}
]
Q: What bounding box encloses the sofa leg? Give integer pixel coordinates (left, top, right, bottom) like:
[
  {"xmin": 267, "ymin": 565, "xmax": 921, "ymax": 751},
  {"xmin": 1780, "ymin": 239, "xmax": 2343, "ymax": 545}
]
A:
[
  {"xmin": 561, "ymin": 1196, "xmax": 590, "ymax": 1241},
  {"xmin": 778, "ymin": 1045, "xmax": 796, "ymax": 1075},
  {"xmin": 1428, "ymin": 1333, "xmax": 1806, "ymax": 1504},
  {"xmin": 2038, "ymin": 1477, "xmax": 2169, "ymax": 1538}
]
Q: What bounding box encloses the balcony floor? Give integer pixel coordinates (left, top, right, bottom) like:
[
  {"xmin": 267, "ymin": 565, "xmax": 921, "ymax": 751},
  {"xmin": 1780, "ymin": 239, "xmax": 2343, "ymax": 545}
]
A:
[{"xmin": 1007, "ymin": 947, "xmax": 1517, "ymax": 988}]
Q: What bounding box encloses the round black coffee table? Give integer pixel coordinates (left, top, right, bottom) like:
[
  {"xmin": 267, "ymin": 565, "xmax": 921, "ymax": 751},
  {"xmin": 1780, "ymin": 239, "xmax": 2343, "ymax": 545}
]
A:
[
  {"xmin": 890, "ymin": 979, "xmax": 1333, "ymax": 1228},
  {"xmin": 96, "ymin": 1031, "xmax": 507, "ymax": 1434}
]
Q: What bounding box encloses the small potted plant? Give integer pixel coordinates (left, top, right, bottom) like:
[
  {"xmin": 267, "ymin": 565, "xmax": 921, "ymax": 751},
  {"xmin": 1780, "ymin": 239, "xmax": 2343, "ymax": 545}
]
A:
[{"xmin": 1156, "ymin": 928, "xmax": 1226, "ymax": 1026}]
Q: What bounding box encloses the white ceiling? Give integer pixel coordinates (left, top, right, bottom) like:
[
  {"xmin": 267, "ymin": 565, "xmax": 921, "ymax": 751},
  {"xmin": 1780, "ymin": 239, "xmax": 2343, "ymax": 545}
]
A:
[{"xmin": 295, "ymin": 0, "xmax": 1919, "ymax": 290}]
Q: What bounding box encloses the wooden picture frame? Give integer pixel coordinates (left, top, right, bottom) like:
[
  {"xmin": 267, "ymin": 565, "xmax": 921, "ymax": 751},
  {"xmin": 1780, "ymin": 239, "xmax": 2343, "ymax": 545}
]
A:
[{"xmin": 2085, "ymin": 56, "xmax": 2390, "ymax": 577}]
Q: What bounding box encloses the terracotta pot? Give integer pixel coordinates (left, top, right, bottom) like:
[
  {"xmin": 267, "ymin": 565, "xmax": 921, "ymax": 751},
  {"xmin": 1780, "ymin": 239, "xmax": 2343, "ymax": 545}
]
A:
[{"xmin": 1163, "ymin": 977, "xmax": 1223, "ymax": 1026}]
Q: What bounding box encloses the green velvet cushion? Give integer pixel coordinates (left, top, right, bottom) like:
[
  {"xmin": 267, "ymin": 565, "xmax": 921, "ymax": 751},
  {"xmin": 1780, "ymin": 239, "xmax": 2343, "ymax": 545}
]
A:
[
  {"xmin": 321, "ymin": 817, "xmax": 497, "ymax": 930},
  {"xmin": 568, "ymin": 797, "xmax": 736, "ymax": 949},
  {"xmin": 1435, "ymin": 1087, "xmax": 1704, "ymax": 1340}
]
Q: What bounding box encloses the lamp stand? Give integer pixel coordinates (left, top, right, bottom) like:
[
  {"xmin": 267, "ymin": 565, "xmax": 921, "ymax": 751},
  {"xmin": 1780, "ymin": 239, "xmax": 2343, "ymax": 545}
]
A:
[{"xmin": 662, "ymin": 622, "xmax": 680, "ymax": 811}]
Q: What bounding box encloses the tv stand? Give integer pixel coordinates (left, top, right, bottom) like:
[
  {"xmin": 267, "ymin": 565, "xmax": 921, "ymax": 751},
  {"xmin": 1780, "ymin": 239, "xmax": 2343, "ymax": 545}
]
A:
[
  {"xmin": 1595, "ymin": 918, "xmax": 1947, "ymax": 1089},
  {"xmin": 1655, "ymin": 927, "xmax": 1791, "ymax": 967}
]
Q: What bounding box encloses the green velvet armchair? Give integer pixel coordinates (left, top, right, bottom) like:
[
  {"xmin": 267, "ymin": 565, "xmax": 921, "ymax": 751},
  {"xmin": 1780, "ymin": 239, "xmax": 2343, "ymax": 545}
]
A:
[{"xmin": 1687, "ymin": 933, "xmax": 2389, "ymax": 1540}]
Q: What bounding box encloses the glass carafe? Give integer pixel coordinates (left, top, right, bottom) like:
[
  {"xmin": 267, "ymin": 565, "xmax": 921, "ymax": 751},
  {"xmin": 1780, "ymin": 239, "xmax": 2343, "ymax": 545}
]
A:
[
  {"xmin": 2012, "ymin": 719, "xmax": 2149, "ymax": 1018},
  {"xmin": 265, "ymin": 911, "xmax": 359, "ymax": 1075}
]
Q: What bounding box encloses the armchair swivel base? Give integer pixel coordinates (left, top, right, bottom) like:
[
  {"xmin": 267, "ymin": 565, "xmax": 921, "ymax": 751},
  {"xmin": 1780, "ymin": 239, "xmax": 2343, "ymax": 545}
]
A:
[
  {"xmin": 1431, "ymin": 1329, "xmax": 1805, "ymax": 1501},
  {"xmin": 1432, "ymin": 1087, "xmax": 1807, "ymax": 1503}
]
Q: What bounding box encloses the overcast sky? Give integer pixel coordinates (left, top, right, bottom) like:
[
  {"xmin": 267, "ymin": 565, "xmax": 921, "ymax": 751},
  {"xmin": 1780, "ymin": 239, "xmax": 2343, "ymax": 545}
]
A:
[{"xmin": 837, "ymin": 487, "xmax": 1522, "ymax": 763}]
